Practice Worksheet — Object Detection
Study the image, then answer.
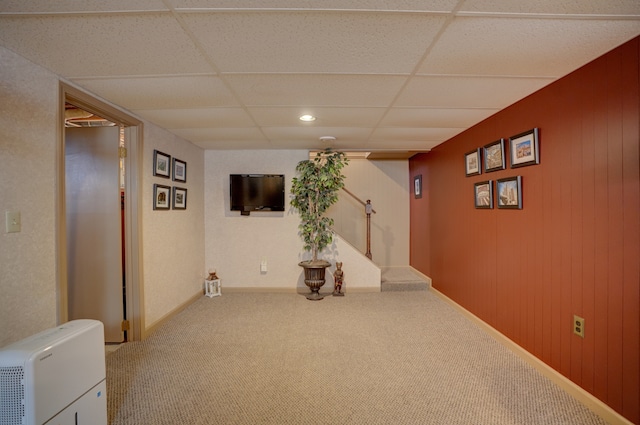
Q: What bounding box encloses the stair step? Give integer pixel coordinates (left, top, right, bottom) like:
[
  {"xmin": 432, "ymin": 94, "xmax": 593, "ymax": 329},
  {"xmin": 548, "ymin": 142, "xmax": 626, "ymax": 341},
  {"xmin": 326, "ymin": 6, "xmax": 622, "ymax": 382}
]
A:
[
  {"xmin": 381, "ymin": 281, "xmax": 429, "ymax": 292},
  {"xmin": 380, "ymin": 267, "xmax": 431, "ymax": 292}
]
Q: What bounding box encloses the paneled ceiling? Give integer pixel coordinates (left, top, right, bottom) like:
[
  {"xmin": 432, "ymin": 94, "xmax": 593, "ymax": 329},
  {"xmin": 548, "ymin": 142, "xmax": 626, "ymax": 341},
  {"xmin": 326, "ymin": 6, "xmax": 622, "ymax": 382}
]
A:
[{"xmin": 1, "ymin": 1, "xmax": 639, "ymax": 154}]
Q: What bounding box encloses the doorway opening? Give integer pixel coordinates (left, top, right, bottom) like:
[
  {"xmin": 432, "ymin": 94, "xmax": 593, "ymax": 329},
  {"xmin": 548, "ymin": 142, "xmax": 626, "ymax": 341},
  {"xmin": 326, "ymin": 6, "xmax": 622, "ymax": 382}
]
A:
[{"xmin": 59, "ymin": 83, "xmax": 143, "ymax": 342}]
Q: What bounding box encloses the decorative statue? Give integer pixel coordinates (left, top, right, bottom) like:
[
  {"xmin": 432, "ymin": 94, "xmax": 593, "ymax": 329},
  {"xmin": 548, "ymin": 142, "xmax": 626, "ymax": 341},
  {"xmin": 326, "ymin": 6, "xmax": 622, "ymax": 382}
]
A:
[{"xmin": 333, "ymin": 262, "xmax": 345, "ymax": 296}]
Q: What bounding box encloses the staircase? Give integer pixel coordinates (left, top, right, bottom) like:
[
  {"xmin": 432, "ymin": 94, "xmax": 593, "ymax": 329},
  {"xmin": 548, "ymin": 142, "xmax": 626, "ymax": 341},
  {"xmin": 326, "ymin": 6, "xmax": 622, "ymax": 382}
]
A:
[{"xmin": 380, "ymin": 267, "xmax": 431, "ymax": 292}]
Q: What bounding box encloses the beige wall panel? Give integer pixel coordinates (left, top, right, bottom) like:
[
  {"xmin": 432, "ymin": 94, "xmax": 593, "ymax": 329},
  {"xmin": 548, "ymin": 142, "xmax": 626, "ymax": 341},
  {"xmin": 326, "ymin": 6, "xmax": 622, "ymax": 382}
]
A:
[
  {"xmin": 0, "ymin": 46, "xmax": 59, "ymax": 346},
  {"xmin": 328, "ymin": 159, "xmax": 410, "ymax": 267},
  {"xmin": 142, "ymin": 125, "xmax": 205, "ymax": 328},
  {"xmin": 203, "ymin": 150, "xmax": 308, "ymax": 290}
]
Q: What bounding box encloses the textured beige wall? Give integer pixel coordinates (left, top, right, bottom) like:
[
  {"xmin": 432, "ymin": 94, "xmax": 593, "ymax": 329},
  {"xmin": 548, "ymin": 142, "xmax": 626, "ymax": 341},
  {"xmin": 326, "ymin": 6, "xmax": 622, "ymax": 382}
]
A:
[
  {"xmin": 327, "ymin": 159, "xmax": 410, "ymax": 267},
  {"xmin": 142, "ymin": 125, "xmax": 205, "ymax": 328},
  {"xmin": 204, "ymin": 150, "xmax": 308, "ymax": 289},
  {"xmin": 204, "ymin": 150, "xmax": 381, "ymax": 291},
  {"xmin": 323, "ymin": 235, "xmax": 381, "ymax": 292},
  {"xmin": 0, "ymin": 46, "xmax": 59, "ymax": 346},
  {"xmin": 0, "ymin": 46, "xmax": 206, "ymax": 343},
  {"xmin": 0, "ymin": 45, "xmax": 387, "ymax": 343}
]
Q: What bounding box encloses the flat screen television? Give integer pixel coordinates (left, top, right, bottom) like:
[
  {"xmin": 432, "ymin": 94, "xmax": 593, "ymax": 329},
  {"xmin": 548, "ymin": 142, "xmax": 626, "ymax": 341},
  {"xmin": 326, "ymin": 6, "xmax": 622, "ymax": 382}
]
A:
[{"xmin": 230, "ymin": 174, "xmax": 285, "ymax": 215}]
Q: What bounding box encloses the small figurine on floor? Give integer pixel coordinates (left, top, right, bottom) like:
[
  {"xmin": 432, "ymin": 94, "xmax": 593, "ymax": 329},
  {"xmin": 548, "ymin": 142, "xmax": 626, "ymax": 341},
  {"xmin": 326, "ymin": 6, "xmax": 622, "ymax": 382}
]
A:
[{"xmin": 333, "ymin": 262, "xmax": 345, "ymax": 296}]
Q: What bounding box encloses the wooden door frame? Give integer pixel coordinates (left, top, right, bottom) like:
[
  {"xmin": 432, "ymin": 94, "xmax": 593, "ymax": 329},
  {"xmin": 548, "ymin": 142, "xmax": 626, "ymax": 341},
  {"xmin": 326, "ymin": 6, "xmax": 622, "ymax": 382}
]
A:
[{"xmin": 58, "ymin": 82, "xmax": 144, "ymax": 341}]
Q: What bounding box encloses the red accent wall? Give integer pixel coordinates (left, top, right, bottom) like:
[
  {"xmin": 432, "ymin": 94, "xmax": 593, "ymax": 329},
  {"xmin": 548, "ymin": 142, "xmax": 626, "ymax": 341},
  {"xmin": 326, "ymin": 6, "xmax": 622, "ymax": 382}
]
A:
[{"xmin": 410, "ymin": 37, "xmax": 639, "ymax": 423}]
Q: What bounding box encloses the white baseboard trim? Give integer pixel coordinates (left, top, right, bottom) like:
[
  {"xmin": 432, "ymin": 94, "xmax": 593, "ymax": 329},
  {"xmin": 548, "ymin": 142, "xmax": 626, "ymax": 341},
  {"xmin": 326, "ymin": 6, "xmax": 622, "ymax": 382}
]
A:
[{"xmin": 430, "ymin": 287, "xmax": 633, "ymax": 425}]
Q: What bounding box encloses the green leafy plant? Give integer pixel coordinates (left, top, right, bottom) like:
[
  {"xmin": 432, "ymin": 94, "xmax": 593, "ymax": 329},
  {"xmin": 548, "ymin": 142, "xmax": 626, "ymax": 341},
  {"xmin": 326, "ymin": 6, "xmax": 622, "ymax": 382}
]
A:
[{"xmin": 291, "ymin": 149, "xmax": 349, "ymax": 263}]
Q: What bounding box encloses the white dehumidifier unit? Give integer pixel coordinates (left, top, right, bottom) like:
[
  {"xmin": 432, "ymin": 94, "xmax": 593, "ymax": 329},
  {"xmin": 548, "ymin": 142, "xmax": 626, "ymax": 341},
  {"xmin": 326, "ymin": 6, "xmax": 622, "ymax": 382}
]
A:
[{"xmin": 0, "ymin": 319, "xmax": 107, "ymax": 425}]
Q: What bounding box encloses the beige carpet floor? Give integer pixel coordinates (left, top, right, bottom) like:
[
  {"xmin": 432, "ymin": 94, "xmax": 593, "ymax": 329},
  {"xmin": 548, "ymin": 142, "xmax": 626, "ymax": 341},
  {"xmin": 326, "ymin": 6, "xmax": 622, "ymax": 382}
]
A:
[{"xmin": 106, "ymin": 291, "xmax": 605, "ymax": 425}]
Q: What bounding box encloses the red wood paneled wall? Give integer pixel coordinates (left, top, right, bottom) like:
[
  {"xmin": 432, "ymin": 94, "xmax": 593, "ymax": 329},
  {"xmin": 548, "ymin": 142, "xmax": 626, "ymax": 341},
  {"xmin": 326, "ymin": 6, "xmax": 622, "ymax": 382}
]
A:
[{"xmin": 409, "ymin": 37, "xmax": 639, "ymax": 423}]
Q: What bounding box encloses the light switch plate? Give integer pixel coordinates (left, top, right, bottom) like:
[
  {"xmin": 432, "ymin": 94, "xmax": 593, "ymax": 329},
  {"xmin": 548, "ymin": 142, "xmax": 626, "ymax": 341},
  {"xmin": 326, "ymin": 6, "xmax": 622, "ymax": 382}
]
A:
[{"xmin": 6, "ymin": 211, "xmax": 21, "ymax": 233}]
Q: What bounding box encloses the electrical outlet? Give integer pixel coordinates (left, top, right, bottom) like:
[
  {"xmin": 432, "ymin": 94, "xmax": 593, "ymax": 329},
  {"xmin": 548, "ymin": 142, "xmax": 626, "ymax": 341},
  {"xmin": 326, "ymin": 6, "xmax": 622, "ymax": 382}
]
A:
[
  {"xmin": 260, "ymin": 258, "xmax": 267, "ymax": 273},
  {"xmin": 573, "ymin": 315, "xmax": 585, "ymax": 338},
  {"xmin": 5, "ymin": 211, "xmax": 21, "ymax": 233}
]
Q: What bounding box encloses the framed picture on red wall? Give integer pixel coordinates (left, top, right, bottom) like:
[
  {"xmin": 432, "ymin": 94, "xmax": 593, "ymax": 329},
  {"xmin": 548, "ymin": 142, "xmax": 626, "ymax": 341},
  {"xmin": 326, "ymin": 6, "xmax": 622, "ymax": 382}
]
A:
[
  {"xmin": 465, "ymin": 148, "xmax": 481, "ymax": 176},
  {"xmin": 414, "ymin": 175, "xmax": 422, "ymax": 199},
  {"xmin": 509, "ymin": 128, "xmax": 539, "ymax": 168},
  {"xmin": 474, "ymin": 180, "xmax": 493, "ymax": 209},
  {"xmin": 483, "ymin": 139, "xmax": 506, "ymax": 172},
  {"xmin": 497, "ymin": 176, "xmax": 522, "ymax": 209}
]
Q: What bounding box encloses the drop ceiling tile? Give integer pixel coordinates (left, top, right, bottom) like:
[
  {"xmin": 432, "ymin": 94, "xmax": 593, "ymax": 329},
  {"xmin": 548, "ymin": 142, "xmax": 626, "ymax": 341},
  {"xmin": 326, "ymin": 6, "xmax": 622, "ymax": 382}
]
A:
[
  {"xmin": 73, "ymin": 76, "xmax": 239, "ymax": 110},
  {"xmin": 225, "ymin": 74, "xmax": 407, "ymax": 107},
  {"xmin": 268, "ymin": 138, "xmax": 370, "ymax": 150},
  {"xmin": 194, "ymin": 140, "xmax": 271, "ymax": 150},
  {"xmin": 182, "ymin": 11, "xmax": 447, "ymax": 73},
  {"xmin": 365, "ymin": 139, "xmax": 441, "ymax": 150},
  {"xmin": 396, "ymin": 76, "xmax": 553, "ymax": 108},
  {"xmin": 267, "ymin": 135, "xmax": 372, "ymax": 150},
  {"xmin": 171, "ymin": 127, "xmax": 266, "ymax": 143},
  {"xmin": 460, "ymin": 0, "xmax": 640, "ymax": 15},
  {"xmin": 0, "ymin": 0, "xmax": 168, "ymax": 13},
  {"xmin": 380, "ymin": 107, "xmax": 497, "ymax": 128},
  {"xmin": 418, "ymin": 17, "xmax": 640, "ymax": 76},
  {"xmin": 2, "ymin": 1, "xmax": 636, "ymax": 154},
  {"xmin": 248, "ymin": 107, "xmax": 385, "ymax": 127},
  {"xmin": 170, "ymin": 0, "xmax": 458, "ymax": 12},
  {"xmin": 0, "ymin": 14, "xmax": 211, "ymax": 77},
  {"xmin": 370, "ymin": 127, "xmax": 462, "ymax": 142},
  {"xmin": 262, "ymin": 126, "xmax": 372, "ymax": 144},
  {"xmin": 261, "ymin": 140, "xmax": 321, "ymax": 150},
  {"xmin": 134, "ymin": 108, "xmax": 255, "ymax": 129}
]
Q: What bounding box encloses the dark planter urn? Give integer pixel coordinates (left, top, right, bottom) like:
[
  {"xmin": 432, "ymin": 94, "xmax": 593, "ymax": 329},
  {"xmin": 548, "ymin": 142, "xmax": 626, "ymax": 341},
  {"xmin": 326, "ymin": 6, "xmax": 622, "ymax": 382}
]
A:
[{"xmin": 298, "ymin": 260, "xmax": 331, "ymax": 300}]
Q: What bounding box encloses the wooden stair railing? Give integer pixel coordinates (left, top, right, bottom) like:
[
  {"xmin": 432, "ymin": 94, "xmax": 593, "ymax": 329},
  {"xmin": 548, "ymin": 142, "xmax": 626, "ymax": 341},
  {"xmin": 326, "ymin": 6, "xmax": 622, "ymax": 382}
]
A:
[{"xmin": 341, "ymin": 187, "xmax": 376, "ymax": 260}]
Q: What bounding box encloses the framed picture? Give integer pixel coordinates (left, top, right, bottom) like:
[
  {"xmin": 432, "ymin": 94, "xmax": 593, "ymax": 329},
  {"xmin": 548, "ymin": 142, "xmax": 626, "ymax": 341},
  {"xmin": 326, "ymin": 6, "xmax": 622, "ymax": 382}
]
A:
[
  {"xmin": 153, "ymin": 184, "xmax": 171, "ymax": 210},
  {"xmin": 474, "ymin": 180, "xmax": 493, "ymax": 209},
  {"xmin": 483, "ymin": 139, "xmax": 506, "ymax": 173},
  {"xmin": 173, "ymin": 158, "xmax": 187, "ymax": 183},
  {"xmin": 509, "ymin": 128, "xmax": 539, "ymax": 168},
  {"xmin": 497, "ymin": 176, "xmax": 522, "ymax": 209},
  {"xmin": 414, "ymin": 175, "xmax": 422, "ymax": 199},
  {"xmin": 153, "ymin": 150, "xmax": 171, "ymax": 178},
  {"xmin": 465, "ymin": 148, "xmax": 481, "ymax": 176},
  {"xmin": 173, "ymin": 187, "xmax": 187, "ymax": 210}
]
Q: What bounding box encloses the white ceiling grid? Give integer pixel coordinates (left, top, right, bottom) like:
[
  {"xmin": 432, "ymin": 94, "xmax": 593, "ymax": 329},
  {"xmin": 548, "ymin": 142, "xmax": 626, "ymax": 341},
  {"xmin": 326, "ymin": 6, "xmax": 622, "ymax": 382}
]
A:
[{"xmin": 0, "ymin": 0, "xmax": 638, "ymax": 153}]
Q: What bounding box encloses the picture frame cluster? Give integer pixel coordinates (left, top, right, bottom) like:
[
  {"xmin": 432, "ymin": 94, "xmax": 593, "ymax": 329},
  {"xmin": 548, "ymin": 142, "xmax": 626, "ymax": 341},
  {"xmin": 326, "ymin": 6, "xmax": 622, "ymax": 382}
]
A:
[
  {"xmin": 467, "ymin": 128, "xmax": 539, "ymax": 210},
  {"xmin": 153, "ymin": 150, "xmax": 188, "ymax": 210},
  {"xmin": 475, "ymin": 177, "xmax": 522, "ymax": 209}
]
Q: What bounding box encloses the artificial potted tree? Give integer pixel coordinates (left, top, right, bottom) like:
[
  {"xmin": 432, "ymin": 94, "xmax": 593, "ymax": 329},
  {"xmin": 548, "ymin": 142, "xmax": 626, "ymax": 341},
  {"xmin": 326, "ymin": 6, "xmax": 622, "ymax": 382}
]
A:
[{"xmin": 291, "ymin": 148, "xmax": 348, "ymax": 300}]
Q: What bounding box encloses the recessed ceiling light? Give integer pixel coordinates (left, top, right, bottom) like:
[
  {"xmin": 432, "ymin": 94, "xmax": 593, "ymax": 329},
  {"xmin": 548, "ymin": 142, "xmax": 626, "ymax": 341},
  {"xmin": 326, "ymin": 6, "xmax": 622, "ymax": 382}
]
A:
[{"xmin": 299, "ymin": 114, "xmax": 316, "ymax": 122}]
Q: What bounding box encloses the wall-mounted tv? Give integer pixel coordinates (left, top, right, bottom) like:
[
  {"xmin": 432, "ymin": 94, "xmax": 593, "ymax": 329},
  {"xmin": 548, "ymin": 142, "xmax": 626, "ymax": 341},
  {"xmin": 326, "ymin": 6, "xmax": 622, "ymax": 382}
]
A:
[{"xmin": 230, "ymin": 174, "xmax": 285, "ymax": 215}]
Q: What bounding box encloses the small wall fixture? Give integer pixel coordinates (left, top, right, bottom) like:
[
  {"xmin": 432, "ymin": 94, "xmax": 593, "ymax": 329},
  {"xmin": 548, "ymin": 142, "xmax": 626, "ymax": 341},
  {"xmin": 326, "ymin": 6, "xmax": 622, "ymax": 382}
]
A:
[{"xmin": 299, "ymin": 114, "xmax": 316, "ymax": 122}]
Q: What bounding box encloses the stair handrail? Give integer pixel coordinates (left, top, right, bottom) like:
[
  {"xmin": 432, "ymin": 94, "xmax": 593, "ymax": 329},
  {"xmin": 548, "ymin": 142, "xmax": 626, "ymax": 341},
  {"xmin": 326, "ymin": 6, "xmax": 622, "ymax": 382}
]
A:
[
  {"xmin": 341, "ymin": 187, "xmax": 377, "ymax": 213},
  {"xmin": 341, "ymin": 187, "xmax": 376, "ymax": 260}
]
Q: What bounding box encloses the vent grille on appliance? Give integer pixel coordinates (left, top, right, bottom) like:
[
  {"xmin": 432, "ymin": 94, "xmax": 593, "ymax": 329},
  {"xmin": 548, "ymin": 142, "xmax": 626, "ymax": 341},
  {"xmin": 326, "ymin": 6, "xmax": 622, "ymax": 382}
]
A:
[{"xmin": 0, "ymin": 366, "xmax": 25, "ymax": 424}]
